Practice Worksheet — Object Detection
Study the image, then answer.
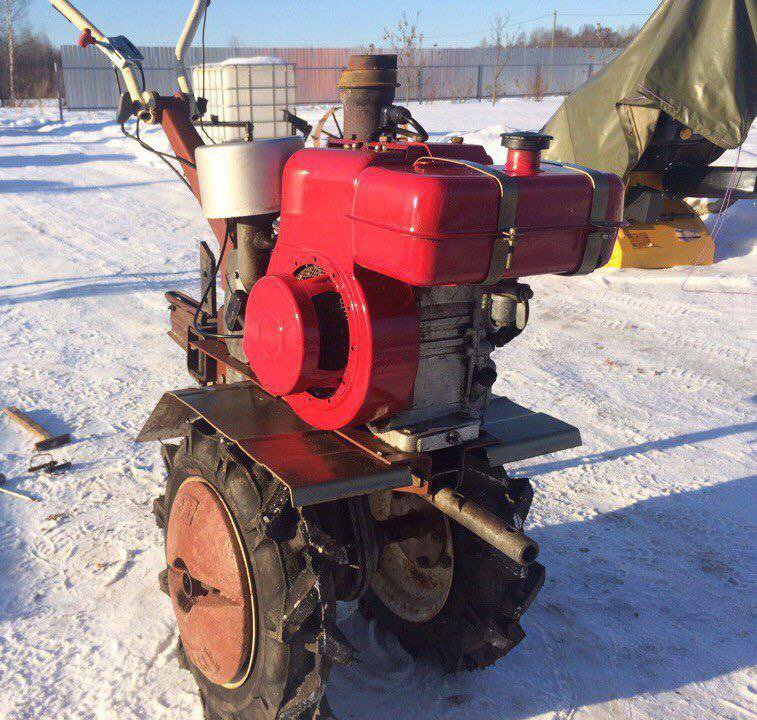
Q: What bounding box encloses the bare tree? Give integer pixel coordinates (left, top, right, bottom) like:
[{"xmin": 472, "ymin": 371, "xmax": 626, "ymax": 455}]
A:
[
  {"xmin": 489, "ymin": 13, "xmax": 510, "ymax": 106},
  {"xmin": 3, "ymin": 0, "xmax": 28, "ymax": 104},
  {"xmin": 595, "ymin": 23, "xmax": 609, "ymax": 63},
  {"xmin": 383, "ymin": 11, "xmax": 424, "ymax": 103},
  {"xmin": 4, "ymin": 0, "xmax": 15, "ymax": 104}
]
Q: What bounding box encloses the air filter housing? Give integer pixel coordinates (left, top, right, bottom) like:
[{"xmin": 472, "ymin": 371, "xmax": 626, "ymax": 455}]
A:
[{"xmin": 195, "ymin": 136, "xmax": 304, "ymax": 219}]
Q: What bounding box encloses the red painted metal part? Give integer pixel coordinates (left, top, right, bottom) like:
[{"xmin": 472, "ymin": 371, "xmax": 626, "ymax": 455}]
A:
[
  {"xmin": 263, "ymin": 143, "xmax": 502, "ymax": 429},
  {"xmin": 166, "ymin": 478, "xmax": 253, "ymax": 686},
  {"xmin": 247, "ymin": 140, "xmax": 623, "ymax": 429},
  {"xmin": 157, "ymin": 93, "xmax": 229, "ymax": 378},
  {"xmin": 244, "ymin": 274, "xmax": 327, "ymax": 395},
  {"xmin": 505, "ymin": 148, "xmax": 542, "ymax": 176},
  {"xmin": 156, "ymin": 94, "xmax": 227, "ymax": 247},
  {"xmin": 348, "ymin": 151, "xmax": 624, "ymax": 284},
  {"xmin": 266, "ymin": 254, "xmax": 419, "ymax": 431}
]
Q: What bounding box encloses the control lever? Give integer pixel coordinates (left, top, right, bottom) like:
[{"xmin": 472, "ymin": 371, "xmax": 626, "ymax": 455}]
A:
[
  {"xmin": 283, "ymin": 110, "xmax": 313, "ymax": 141},
  {"xmin": 78, "ymin": 27, "xmax": 95, "ymax": 47}
]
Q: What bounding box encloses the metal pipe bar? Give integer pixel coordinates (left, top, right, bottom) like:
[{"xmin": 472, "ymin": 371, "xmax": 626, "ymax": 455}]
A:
[
  {"xmin": 49, "ymin": 0, "xmax": 105, "ymax": 42},
  {"xmin": 175, "ymin": 0, "xmax": 207, "ymax": 118},
  {"xmin": 426, "ymin": 486, "xmax": 539, "ymax": 566}
]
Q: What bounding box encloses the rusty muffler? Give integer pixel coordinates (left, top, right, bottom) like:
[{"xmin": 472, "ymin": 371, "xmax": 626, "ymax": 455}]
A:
[
  {"xmin": 235, "ymin": 215, "xmax": 276, "ymax": 292},
  {"xmin": 337, "ymin": 54, "xmax": 399, "ymax": 143},
  {"xmin": 426, "ymin": 487, "xmax": 540, "ymax": 566}
]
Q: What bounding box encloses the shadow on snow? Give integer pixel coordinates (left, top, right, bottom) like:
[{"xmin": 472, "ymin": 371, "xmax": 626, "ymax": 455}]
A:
[
  {"xmin": 515, "ymin": 420, "xmax": 757, "ymax": 477},
  {"xmin": 0, "ymin": 178, "xmax": 175, "ymax": 194},
  {"xmin": 0, "ymin": 152, "xmax": 134, "ymax": 169},
  {"xmin": 0, "ymin": 270, "xmax": 196, "ymax": 305},
  {"xmin": 331, "ymin": 474, "xmax": 756, "ymax": 719}
]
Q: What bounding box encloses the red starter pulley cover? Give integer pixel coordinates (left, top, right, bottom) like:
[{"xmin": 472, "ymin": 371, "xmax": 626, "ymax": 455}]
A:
[{"xmin": 244, "ymin": 274, "xmax": 321, "ymax": 396}]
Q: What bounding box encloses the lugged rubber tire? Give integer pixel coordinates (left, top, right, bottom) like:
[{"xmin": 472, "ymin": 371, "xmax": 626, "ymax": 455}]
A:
[
  {"xmin": 360, "ymin": 479, "xmax": 545, "ymax": 673},
  {"xmin": 155, "ymin": 426, "xmax": 338, "ymax": 720}
]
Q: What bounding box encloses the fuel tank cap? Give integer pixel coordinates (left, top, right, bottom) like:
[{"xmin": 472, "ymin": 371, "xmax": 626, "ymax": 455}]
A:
[{"xmin": 500, "ymin": 131, "xmax": 553, "ymax": 151}]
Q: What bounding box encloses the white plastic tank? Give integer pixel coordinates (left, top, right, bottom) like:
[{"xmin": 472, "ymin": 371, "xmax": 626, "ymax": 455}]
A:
[{"xmin": 192, "ymin": 56, "xmax": 296, "ymax": 142}]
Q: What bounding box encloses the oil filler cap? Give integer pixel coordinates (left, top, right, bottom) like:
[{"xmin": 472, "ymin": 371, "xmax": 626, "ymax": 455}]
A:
[{"xmin": 500, "ymin": 131, "xmax": 553, "ymax": 151}]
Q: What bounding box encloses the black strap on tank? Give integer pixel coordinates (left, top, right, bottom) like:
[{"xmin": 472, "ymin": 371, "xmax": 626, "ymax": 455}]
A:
[
  {"xmin": 543, "ymin": 161, "xmax": 613, "ymax": 275},
  {"xmin": 413, "ymin": 157, "xmax": 518, "ymax": 285}
]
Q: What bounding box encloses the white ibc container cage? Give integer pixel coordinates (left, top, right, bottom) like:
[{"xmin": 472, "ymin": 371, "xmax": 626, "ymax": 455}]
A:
[{"xmin": 192, "ymin": 57, "xmax": 296, "ymax": 142}]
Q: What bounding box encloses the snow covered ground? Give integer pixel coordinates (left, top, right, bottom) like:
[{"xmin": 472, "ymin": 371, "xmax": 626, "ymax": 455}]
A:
[{"xmin": 0, "ymin": 98, "xmax": 754, "ymax": 720}]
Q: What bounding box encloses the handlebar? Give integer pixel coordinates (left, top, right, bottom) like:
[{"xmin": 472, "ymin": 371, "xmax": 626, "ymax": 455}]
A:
[
  {"xmin": 49, "ymin": 0, "xmax": 208, "ymax": 122},
  {"xmin": 176, "ymin": 0, "xmax": 207, "ymax": 111}
]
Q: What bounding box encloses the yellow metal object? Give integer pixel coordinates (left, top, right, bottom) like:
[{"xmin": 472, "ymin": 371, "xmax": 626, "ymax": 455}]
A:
[{"xmin": 608, "ymin": 197, "xmax": 715, "ymax": 269}]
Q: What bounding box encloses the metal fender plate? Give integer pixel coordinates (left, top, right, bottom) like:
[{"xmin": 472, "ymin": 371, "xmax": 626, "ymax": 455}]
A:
[
  {"xmin": 137, "ymin": 382, "xmax": 412, "ymax": 506},
  {"xmin": 481, "ymin": 396, "xmax": 582, "ymax": 465}
]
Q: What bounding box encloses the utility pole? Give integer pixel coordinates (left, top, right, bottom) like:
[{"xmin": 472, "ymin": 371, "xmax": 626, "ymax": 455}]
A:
[
  {"xmin": 549, "ymin": 10, "xmax": 557, "ymax": 90},
  {"xmin": 550, "ymin": 10, "xmax": 557, "ymax": 54},
  {"xmin": 4, "ymin": 0, "xmax": 15, "ymax": 105}
]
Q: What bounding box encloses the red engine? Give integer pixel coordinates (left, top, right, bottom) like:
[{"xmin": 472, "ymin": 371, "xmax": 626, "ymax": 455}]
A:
[{"xmin": 242, "ymin": 134, "xmax": 624, "ymax": 436}]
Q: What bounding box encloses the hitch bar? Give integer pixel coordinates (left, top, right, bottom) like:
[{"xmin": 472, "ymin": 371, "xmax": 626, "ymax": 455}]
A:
[{"xmin": 426, "ymin": 487, "xmax": 539, "ymax": 566}]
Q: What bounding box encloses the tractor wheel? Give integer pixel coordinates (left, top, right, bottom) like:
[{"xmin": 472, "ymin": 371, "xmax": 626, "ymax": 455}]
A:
[
  {"xmin": 361, "ymin": 475, "xmax": 545, "ymax": 672},
  {"xmin": 153, "ymin": 425, "xmax": 345, "ymax": 720}
]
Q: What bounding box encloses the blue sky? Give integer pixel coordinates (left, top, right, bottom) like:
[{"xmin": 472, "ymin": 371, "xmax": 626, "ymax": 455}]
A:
[{"xmin": 32, "ymin": 0, "xmax": 659, "ymax": 48}]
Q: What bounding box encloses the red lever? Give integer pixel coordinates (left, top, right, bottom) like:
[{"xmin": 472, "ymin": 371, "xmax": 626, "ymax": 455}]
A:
[{"xmin": 77, "ymin": 28, "xmax": 96, "ymax": 48}]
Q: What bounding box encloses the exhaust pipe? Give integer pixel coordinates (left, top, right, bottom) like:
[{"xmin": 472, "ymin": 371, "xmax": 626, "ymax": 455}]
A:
[
  {"xmin": 337, "ymin": 54, "xmax": 399, "ymax": 144},
  {"xmin": 236, "ymin": 215, "xmax": 276, "ymax": 292},
  {"xmin": 426, "ymin": 487, "xmax": 539, "ymax": 566}
]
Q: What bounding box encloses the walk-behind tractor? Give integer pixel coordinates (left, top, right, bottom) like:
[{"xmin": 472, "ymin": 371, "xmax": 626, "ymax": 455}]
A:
[{"xmin": 49, "ymin": 2, "xmax": 624, "ymax": 718}]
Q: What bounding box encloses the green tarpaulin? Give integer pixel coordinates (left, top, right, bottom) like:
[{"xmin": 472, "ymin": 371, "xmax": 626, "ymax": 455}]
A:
[{"xmin": 541, "ymin": 0, "xmax": 757, "ymax": 177}]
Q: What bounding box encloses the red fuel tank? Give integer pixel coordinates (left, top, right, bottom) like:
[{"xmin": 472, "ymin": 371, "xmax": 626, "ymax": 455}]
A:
[{"xmin": 277, "ymin": 140, "xmax": 624, "ymax": 287}]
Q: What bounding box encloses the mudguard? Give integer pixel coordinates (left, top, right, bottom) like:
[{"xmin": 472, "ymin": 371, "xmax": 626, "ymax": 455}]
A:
[
  {"xmin": 137, "ymin": 381, "xmax": 412, "ymax": 506},
  {"xmin": 138, "ymin": 382, "xmax": 582, "ymax": 506}
]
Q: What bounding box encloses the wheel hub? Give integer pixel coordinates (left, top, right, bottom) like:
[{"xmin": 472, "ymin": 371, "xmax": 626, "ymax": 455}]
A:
[
  {"xmin": 165, "ymin": 477, "xmax": 255, "ymax": 687},
  {"xmin": 369, "ymin": 492, "xmax": 454, "ymax": 623}
]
